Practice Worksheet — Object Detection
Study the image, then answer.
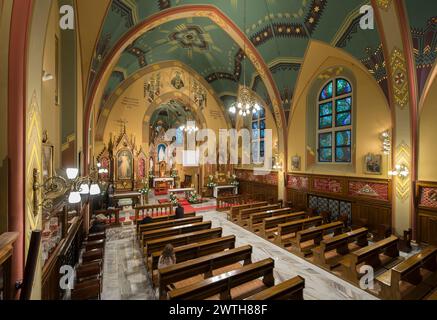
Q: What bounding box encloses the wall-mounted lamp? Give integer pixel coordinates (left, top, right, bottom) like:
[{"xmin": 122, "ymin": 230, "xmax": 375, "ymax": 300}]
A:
[
  {"xmin": 380, "ymin": 130, "xmax": 391, "ymax": 155},
  {"xmin": 388, "ymin": 164, "xmax": 409, "ymax": 179},
  {"xmin": 33, "ymin": 165, "xmax": 102, "ymax": 216}
]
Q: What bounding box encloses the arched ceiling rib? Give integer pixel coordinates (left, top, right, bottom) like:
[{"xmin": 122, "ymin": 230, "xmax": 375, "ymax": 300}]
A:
[
  {"xmin": 404, "ymin": 0, "xmax": 437, "ymax": 98},
  {"xmin": 90, "ymin": 0, "xmax": 389, "ymax": 125}
]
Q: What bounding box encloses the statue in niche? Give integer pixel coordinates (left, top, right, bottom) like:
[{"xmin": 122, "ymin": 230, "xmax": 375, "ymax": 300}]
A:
[
  {"xmin": 158, "ymin": 144, "xmax": 167, "ymax": 162},
  {"xmin": 150, "ymin": 157, "xmax": 154, "ymax": 173}
]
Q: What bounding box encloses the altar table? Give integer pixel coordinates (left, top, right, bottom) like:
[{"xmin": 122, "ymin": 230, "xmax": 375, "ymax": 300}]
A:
[{"xmin": 213, "ymin": 185, "xmax": 238, "ymax": 198}]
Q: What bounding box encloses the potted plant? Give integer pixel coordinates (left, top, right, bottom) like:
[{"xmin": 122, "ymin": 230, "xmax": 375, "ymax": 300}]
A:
[
  {"xmin": 169, "ymin": 192, "xmax": 178, "ymax": 205},
  {"xmin": 207, "ymin": 175, "xmax": 217, "ymax": 189},
  {"xmin": 138, "ymin": 187, "xmax": 150, "ymax": 205}
]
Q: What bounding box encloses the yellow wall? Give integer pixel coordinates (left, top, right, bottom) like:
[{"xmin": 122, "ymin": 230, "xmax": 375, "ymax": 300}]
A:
[
  {"xmin": 42, "ymin": 1, "xmax": 62, "ymax": 170},
  {"xmin": 418, "ymin": 75, "xmax": 437, "ymax": 181},
  {"xmin": 288, "ymin": 41, "xmax": 391, "ymax": 178}
]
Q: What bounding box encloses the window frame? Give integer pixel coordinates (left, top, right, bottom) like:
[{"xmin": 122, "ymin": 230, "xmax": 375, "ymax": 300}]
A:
[
  {"xmin": 252, "ymin": 107, "xmax": 266, "ymax": 163},
  {"xmin": 316, "ymin": 78, "xmax": 353, "ymax": 164}
]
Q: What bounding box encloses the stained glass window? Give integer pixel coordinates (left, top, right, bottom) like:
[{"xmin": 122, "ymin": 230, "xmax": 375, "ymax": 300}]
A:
[
  {"xmin": 336, "ymin": 78, "xmax": 352, "ymax": 96},
  {"xmin": 252, "ymin": 107, "xmax": 266, "ymax": 162},
  {"xmin": 319, "ymin": 81, "xmax": 333, "ymax": 101},
  {"xmin": 317, "ymin": 78, "xmax": 352, "ymax": 163}
]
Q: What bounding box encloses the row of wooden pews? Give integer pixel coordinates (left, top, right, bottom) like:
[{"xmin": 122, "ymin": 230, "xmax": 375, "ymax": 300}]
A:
[
  {"xmin": 228, "ymin": 202, "xmax": 437, "ymax": 300},
  {"xmin": 71, "ymin": 231, "xmax": 106, "ymax": 300},
  {"xmin": 136, "ymin": 211, "xmax": 306, "ymax": 300}
]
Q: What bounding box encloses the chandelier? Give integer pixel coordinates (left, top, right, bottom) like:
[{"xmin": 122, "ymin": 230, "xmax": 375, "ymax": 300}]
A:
[
  {"xmin": 229, "ymin": 86, "xmax": 261, "ymax": 117},
  {"xmin": 179, "ymin": 120, "xmax": 199, "ymax": 133},
  {"xmin": 228, "ymin": 0, "xmax": 261, "ymax": 117}
]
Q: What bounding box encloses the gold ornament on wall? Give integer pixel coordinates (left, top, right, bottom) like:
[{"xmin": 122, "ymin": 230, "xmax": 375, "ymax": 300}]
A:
[{"xmin": 390, "ymin": 48, "xmax": 409, "ymax": 110}]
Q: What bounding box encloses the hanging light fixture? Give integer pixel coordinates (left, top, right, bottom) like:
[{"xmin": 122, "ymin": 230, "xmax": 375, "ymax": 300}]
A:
[
  {"xmin": 228, "ymin": 0, "xmax": 261, "ymax": 118},
  {"xmin": 179, "ymin": 120, "xmax": 199, "ymax": 133}
]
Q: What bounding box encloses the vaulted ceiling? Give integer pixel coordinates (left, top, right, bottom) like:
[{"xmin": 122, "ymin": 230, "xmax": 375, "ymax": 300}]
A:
[{"xmin": 88, "ymin": 0, "xmax": 391, "ymax": 125}]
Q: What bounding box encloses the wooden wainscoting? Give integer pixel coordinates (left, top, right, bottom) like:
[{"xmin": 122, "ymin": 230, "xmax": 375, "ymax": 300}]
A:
[
  {"xmin": 416, "ymin": 181, "xmax": 437, "ymax": 245},
  {"xmin": 286, "ymin": 173, "xmax": 392, "ymax": 233},
  {"xmin": 235, "ymin": 169, "xmax": 279, "ymax": 204}
]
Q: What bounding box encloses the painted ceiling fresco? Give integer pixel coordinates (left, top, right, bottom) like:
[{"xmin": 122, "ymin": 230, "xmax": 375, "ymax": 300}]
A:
[
  {"xmin": 91, "ymin": 0, "xmax": 388, "ymax": 125},
  {"xmin": 405, "ymin": 0, "xmax": 437, "ymax": 97},
  {"xmin": 150, "ymin": 99, "xmax": 195, "ymax": 131}
]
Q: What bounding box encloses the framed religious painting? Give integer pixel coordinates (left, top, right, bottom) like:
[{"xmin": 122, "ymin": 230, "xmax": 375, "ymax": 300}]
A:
[
  {"xmin": 291, "ymin": 155, "xmax": 301, "ymax": 171},
  {"xmin": 364, "ymin": 153, "xmax": 382, "ymax": 175},
  {"xmin": 42, "ymin": 143, "xmax": 54, "ymax": 182},
  {"xmin": 116, "ymin": 149, "xmax": 133, "ymax": 180}
]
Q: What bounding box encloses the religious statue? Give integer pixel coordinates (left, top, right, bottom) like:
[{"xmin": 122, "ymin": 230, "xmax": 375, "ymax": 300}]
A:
[{"xmin": 158, "ymin": 144, "xmax": 166, "ymax": 162}]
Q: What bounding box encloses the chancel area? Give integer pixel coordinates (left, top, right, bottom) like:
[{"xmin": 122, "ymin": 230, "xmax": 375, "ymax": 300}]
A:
[{"xmin": 1, "ymin": 0, "xmax": 437, "ymax": 301}]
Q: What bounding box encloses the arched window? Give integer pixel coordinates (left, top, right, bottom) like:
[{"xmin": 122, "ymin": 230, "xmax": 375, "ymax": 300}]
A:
[
  {"xmin": 252, "ymin": 107, "xmax": 266, "ymax": 162},
  {"xmin": 317, "ymin": 78, "xmax": 352, "ymax": 163}
]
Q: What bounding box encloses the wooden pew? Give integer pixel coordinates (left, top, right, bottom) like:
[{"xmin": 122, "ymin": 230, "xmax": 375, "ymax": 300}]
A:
[
  {"xmin": 159, "ymin": 245, "xmax": 253, "ymax": 299},
  {"xmin": 227, "ymin": 201, "xmax": 268, "ymax": 222},
  {"xmin": 71, "ymin": 279, "xmax": 101, "ymax": 300},
  {"xmin": 76, "ymin": 261, "xmax": 102, "ymax": 284},
  {"xmin": 261, "ymin": 212, "xmax": 308, "ymax": 238},
  {"xmin": 292, "ymin": 221, "xmax": 344, "ymax": 256},
  {"xmin": 141, "ymin": 221, "xmax": 212, "ymax": 248},
  {"xmin": 135, "ymin": 211, "xmax": 196, "ymax": 234},
  {"xmin": 150, "ymin": 236, "xmax": 236, "ymax": 286},
  {"xmin": 137, "ymin": 216, "xmax": 203, "ymax": 239},
  {"xmin": 216, "ymin": 195, "xmax": 252, "ymax": 212},
  {"xmin": 340, "ymin": 235, "xmax": 400, "ymax": 283},
  {"xmin": 312, "ymin": 228, "xmax": 369, "ymax": 269},
  {"xmin": 134, "ymin": 203, "xmax": 174, "ymax": 221},
  {"xmin": 168, "ymin": 258, "xmax": 275, "ymax": 300},
  {"xmin": 246, "ymin": 276, "xmax": 305, "ymax": 300},
  {"xmin": 144, "ymin": 228, "xmax": 223, "ymax": 258},
  {"xmin": 376, "ymin": 246, "xmax": 437, "ymax": 300},
  {"xmin": 82, "ymin": 248, "xmax": 103, "ymax": 264},
  {"xmin": 238, "ymin": 204, "xmax": 281, "ymax": 227},
  {"xmin": 249, "ymin": 208, "xmax": 301, "ymax": 232},
  {"xmin": 274, "ymin": 217, "xmax": 323, "ymax": 246},
  {"xmin": 86, "ymin": 232, "xmax": 106, "ymax": 242}
]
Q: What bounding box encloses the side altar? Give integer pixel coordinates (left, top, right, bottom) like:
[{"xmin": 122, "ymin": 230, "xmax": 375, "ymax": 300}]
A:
[{"xmin": 97, "ymin": 126, "xmax": 148, "ymax": 192}]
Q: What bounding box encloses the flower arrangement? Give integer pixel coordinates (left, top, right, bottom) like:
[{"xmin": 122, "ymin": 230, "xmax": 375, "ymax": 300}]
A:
[
  {"xmin": 187, "ymin": 190, "xmax": 201, "ymax": 204},
  {"xmin": 170, "ymin": 170, "xmax": 178, "ymax": 179},
  {"xmin": 169, "ymin": 192, "xmax": 178, "ymax": 205},
  {"xmin": 148, "ymin": 171, "xmax": 155, "ymax": 179},
  {"xmin": 207, "ymin": 175, "xmax": 217, "ymax": 188},
  {"xmin": 229, "ymin": 174, "xmax": 239, "ymax": 187}
]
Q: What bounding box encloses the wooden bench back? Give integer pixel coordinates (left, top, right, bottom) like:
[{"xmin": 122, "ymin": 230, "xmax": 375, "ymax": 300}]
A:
[
  {"xmin": 352, "ymin": 235, "xmax": 399, "ymax": 265},
  {"xmin": 250, "ymin": 208, "xmax": 295, "ymax": 227},
  {"xmin": 151, "ymin": 235, "xmax": 236, "ymax": 271},
  {"xmin": 135, "ymin": 203, "xmax": 174, "ymax": 220},
  {"xmin": 263, "ymin": 212, "xmax": 307, "ymax": 232},
  {"xmin": 296, "ymin": 221, "xmax": 344, "ymax": 244},
  {"xmin": 145, "ymin": 228, "xmax": 223, "ymax": 257},
  {"xmin": 138, "ymin": 216, "xmax": 203, "ymax": 235},
  {"xmin": 321, "ymin": 227, "xmax": 368, "ymax": 252},
  {"xmin": 239, "ymin": 204, "xmax": 281, "ymax": 222},
  {"xmin": 247, "ymin": 276, "xmax": 305, "ymax": 300},
  {"xmin": 278, "ymin": 216, "xmax": 323, "ymax": 236},
  {"xmin": 159, "ymin": 245, "xmax": 253, "ymax": 299},
  {"xmin": 141, "ymin": 221, "xmax": 212, "ymax": 245},
  {"xmin": 168, "ymin": 258, "xmax": 275, "ymax": 300},
  {"xmin": 391, "ymin": 246, "xmax": 437, "ymax": 285},
  {"xmin": 149, "ymin": 212, "xmax": 196, "ymax": 224},
  {"xmin": 229, "ymin": 202, "xmax": 268, "ymax": 220}
]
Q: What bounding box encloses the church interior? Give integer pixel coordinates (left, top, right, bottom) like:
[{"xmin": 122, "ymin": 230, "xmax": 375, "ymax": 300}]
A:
[{"xmin": 1, "ymin": 0, "xmax": 437, "ymax": 301}]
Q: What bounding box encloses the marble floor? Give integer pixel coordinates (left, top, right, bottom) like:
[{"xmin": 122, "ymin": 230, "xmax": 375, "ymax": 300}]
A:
[{"xmin": 101, "ymin": 195, "xmax": 379, "ymax": 300}]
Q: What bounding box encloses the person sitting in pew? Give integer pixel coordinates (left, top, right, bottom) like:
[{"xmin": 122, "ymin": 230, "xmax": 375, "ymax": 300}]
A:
[
  {"xmin": 139, "ymin": 214, "xmax": 153, "ymax": 225},
  {"xmin": 158, "ymin": 244, "xmax": 176, "ymax": 269},
  {"xmin": 89, "ymin": 215, "xmax": 107, "ymax": 233},
  {"xmin": 175, "ymin": 204, "xmax": 185, "ymax": 220}
]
